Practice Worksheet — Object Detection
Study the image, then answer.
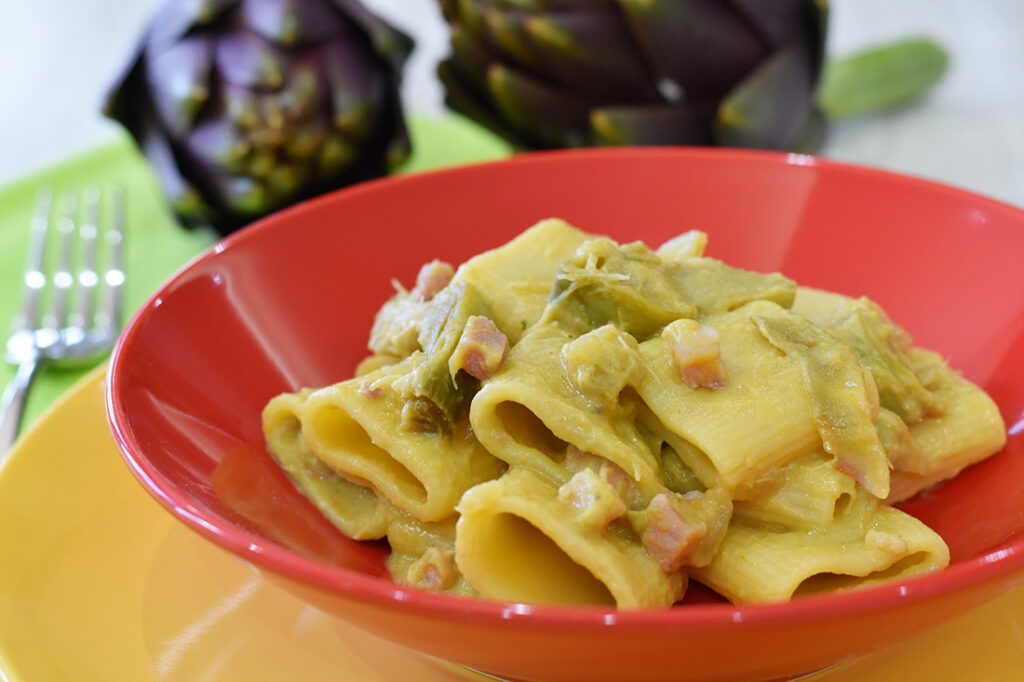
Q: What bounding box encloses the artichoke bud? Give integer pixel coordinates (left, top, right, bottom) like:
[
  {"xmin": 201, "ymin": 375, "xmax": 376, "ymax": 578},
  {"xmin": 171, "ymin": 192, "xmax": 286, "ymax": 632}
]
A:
[
  {"xmin": 104, "ymin": 0, "xmax": 413, "ymax": 235},
  {"xmin": 439, "ymin": 0, "xmax": 828, "ymax": 152}
]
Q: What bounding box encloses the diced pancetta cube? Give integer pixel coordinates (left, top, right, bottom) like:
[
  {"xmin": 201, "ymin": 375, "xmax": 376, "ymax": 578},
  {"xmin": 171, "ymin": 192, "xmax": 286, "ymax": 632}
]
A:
[
  {"xmin": 663, "ymin": 319, "xmax": 727, "ymax": 389},
  {"xmin": 638, "ymin": 493, "xmax": 708, "ymax": 572},
  {"xmin": 411, "ymin": 259, "xmax": 455, "ymax": 301},
  {"xmin": 449, "ymin": 315, "xmax": 508, "ymax": 380},
  {"xmin": 558, "ymin": 469, "xmax": 627, "ymax": 530},
  {"xmin": 357, "ymin": 379, "xmax": 383, "ymax": 399}
]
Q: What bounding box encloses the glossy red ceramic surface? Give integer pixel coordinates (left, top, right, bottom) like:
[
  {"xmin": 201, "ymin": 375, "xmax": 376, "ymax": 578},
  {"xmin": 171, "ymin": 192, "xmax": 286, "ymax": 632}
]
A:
[{"xmin": 107, "ymin": 148, "xmax": 1024, "ymax": 682}]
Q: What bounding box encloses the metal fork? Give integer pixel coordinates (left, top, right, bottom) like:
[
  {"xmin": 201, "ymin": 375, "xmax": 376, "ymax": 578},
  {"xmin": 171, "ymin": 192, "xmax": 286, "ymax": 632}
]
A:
[{"xmin": 0, "ymin": 187, "xmax": 125, "ymax": 456}]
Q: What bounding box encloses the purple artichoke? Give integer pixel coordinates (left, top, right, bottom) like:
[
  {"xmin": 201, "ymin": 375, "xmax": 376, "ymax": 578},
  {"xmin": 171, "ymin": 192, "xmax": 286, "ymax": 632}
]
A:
[
  {"xmin": 105, "ymin": 0, "xmax": 413, "ymax": 234},
  {"xmin": 437, "ymin": 0, "xmax": 828, "ymax": 151}
]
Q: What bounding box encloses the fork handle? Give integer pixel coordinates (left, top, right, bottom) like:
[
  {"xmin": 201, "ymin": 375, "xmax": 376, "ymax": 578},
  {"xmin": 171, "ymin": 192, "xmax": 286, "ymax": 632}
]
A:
[{"xmin": 0, "ymin": 359, "xmax": 40, "ymax": 458}]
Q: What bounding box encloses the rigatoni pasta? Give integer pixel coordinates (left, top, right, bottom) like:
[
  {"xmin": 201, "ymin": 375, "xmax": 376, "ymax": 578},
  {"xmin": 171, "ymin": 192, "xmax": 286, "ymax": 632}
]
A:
[{"xmin": 262, "ymin": 218, "xmax": 1006, "ymax": 608}]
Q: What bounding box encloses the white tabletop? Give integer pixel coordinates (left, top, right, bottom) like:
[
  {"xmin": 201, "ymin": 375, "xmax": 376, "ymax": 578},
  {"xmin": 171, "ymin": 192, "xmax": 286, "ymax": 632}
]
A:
[{"xmin": 1, "ymin": 0, "xmax": 1022, "ymax": 206}]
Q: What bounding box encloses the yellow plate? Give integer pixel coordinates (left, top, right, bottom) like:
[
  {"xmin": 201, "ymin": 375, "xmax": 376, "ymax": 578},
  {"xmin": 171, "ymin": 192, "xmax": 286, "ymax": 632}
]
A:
[{"xmin": 1, "ymin": 367, "xmax": 1022, "ymax": 681}]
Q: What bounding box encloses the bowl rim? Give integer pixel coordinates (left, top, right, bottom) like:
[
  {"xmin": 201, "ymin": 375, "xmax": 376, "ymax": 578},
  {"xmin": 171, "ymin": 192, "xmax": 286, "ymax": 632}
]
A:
[{"xmin": 106, "ymin": 145, "xmax": 1024, "ymax": 630}]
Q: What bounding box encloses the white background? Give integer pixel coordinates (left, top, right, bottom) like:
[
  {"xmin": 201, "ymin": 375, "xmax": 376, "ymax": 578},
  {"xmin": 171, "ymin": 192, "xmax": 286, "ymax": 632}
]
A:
[{"xmin": 1, "ymin": 0, "xmax": 1022, "ymax": 206}]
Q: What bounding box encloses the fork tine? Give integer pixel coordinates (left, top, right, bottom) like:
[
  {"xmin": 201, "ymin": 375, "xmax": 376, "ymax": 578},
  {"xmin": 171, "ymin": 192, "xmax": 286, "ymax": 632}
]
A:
[
  {"xmin": 15, "ymin": 189, "xmax": 53, "ymax": 335},
  {"xmin": 96, "ymin": 187, "xmax": 126, "ymax": 337},
  {"xmin": 46, "ymin": 193, "xmax": 78, "ymax": 341},
  {"xmin": 69, "ymin": 187, "xmax": 102, "ymax": 340}
]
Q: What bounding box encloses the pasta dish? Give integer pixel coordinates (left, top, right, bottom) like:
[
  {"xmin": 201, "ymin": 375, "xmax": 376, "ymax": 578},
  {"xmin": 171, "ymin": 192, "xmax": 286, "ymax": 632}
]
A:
[{"xmin": 261, "ymin": 219, "xmax": 1006, "ymax": 607}]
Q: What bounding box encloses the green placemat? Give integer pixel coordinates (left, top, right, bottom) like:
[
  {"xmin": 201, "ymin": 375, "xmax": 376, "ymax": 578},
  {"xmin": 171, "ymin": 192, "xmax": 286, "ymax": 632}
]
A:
[{"xmin": 0, "ymin": 114, "xmax": 511, "ymax": 434}]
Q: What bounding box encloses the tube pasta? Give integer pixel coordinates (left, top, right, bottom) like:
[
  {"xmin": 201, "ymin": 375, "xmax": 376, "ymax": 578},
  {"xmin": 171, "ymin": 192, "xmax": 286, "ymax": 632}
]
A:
[
  {"xmin": 455, "ymin": 467, "xmax": 685, "ymax": 608},
  {"xmin": 694, "ymin": 484, "xmax": 950, "ymax": 603},
  {"xmin": 261, "ymin": 390, "xmax": 392, "ymax": 539},
  {"xmin": 469, "ymin": 321, "xmax": 661, "ymax": 491},
  {"xmin": 635, "ymin": 302, "xmax": 821, "ymax": 493},
  {"xmin": 300, "ymin": 358, "xmax": 504, "ymax": 522},
  {"xmin": 261, "ymin": 220, "xmax": 1006, "ymax": 608}
]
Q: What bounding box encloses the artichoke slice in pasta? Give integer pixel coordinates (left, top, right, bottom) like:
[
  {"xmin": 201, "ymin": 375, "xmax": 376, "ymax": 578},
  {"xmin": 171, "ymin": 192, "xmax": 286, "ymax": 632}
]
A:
[{"xmin": 750, "ymin": 304, "xmax": 892, "ymax": 499}]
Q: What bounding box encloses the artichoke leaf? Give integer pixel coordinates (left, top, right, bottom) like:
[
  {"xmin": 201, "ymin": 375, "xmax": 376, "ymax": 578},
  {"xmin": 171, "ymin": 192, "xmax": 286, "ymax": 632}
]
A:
[
  {"xmin": 817, "ymin": 38, "xmax": 949, "ymax": 119},
  {"xmin": 812, "ymin": 298, "xmax": 939, "ymax": 423},
  {"xmin": 618, "ymin": 0, "xmax": 768, "ymax": 100},
  {"xmin": 589, "ymin": 104, "xmax": 713, "ymax": 146},
  {"xmin": 544, "ymin": 238, "xmax": 697, "ymax": 339},
  {"xmin": 664, "ymin": 258, "xmax": 797, "ymax": 316},
  {"xmin": 521, "ymin": 8, "xmax": 657, "ymax": 100},
  {"xmin": 403, "ymin": 281, "xmax": 495, "ymax": 428},
  {"xmin": 486, "ymin": 62, "xmax": 595, "ymax": 147},
  {"xmin": 144, "ymin": 36, "xmax": 214, "ymax": 137},
  {"xmin": 240, "ymin": 0, "xmax": 351, "ymax": 47},
  {"xmin": 215, "ymin": 29, "xmax": 290, "ymax": 89},
  {"xmin": 714, "ymin": 43, "xmax": 814, "ymax": 149},
  {"xmin": 751, "ymin": 306, "xmax": 891, "ymax": 500}
]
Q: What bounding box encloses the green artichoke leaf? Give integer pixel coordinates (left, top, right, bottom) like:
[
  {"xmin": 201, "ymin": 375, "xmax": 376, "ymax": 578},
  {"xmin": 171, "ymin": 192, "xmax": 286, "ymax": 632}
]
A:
[
  {"xmin": 750, "ymin": 306, "xmax": 890, "ymax": 500},
  {"xmin": 405, "ymin": 281, "xmax": 494, "ymax": 429},
  {"xmin": 663, "ymin": 258, "xmax": 797, "ymax": 316},
  {"xmin": 812, "ymin": 298, "xmax": 939, "ymax": 423},
  {"xmin": 544, "ymin": 239, "xmax": 697, "ymax": 340},
  {"xmin": 817, "ymin": 38, "xmax": 949, "ymax": 119}
]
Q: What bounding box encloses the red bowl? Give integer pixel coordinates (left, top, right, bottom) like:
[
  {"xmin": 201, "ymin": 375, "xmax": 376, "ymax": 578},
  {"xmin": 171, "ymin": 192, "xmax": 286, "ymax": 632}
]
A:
[{"xmin": 107, "ymin": 148, "xmax": 1024, "ymax": 682}]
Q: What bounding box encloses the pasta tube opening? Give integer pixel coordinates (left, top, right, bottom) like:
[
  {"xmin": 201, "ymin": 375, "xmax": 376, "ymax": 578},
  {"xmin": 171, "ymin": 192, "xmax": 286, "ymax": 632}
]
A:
[
  {"xmin": 459, "ymin": 511, "xmax": 615, "ymax": 606},
  {"xmin": 307, "ymin": 404, "xmax": 428, "ymax": 504},
  {"xmin": 262, "ymin": 392, "xmax": 392, "ymax": 540},
  {"xmin": 494, "ymin": 401, "xmax": 568, "ymax": 463},
  {"xmin": 793, "ymin": 552, "xmax": 931, "ymax": 597}
]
